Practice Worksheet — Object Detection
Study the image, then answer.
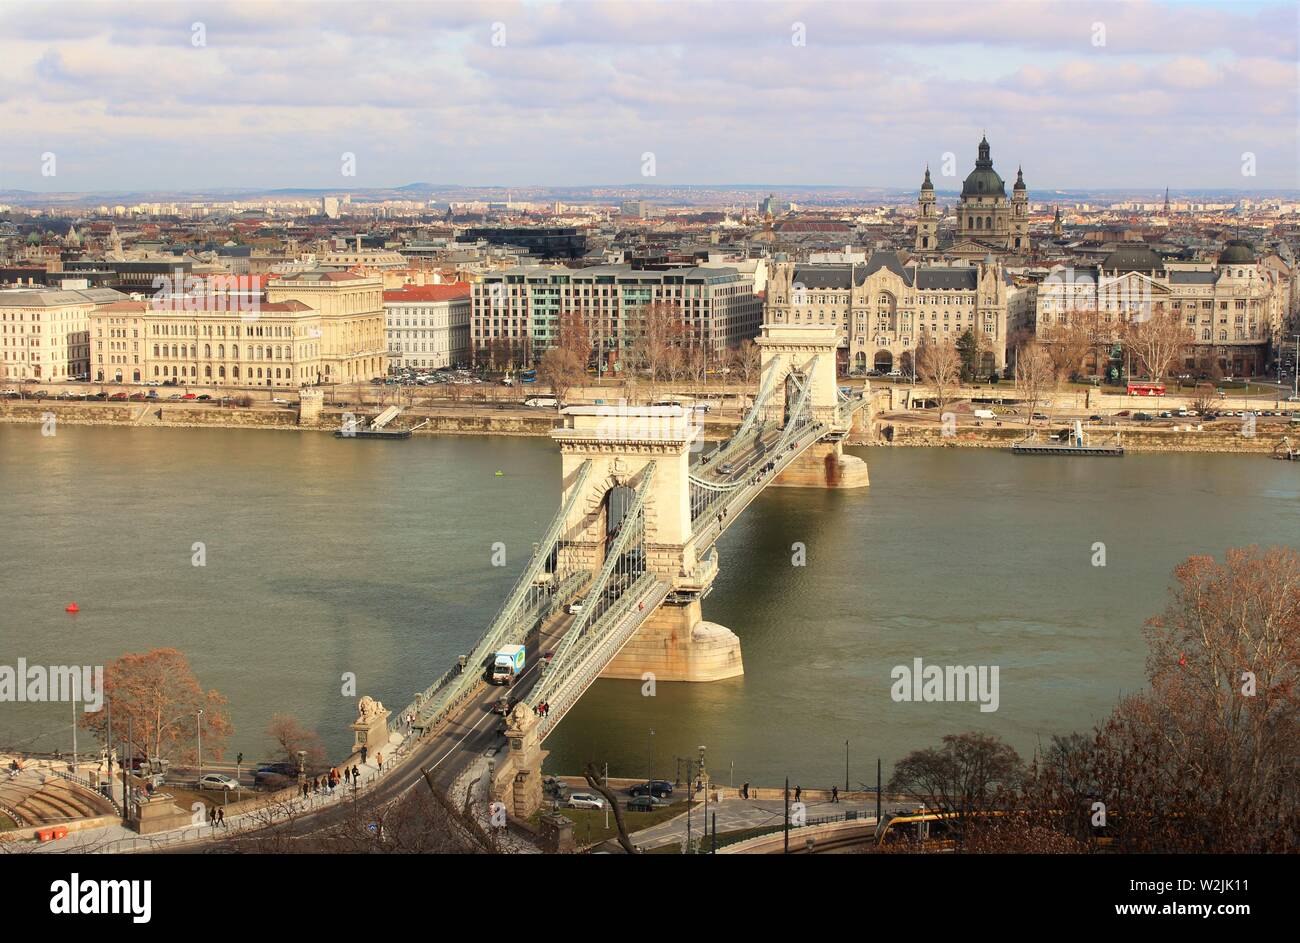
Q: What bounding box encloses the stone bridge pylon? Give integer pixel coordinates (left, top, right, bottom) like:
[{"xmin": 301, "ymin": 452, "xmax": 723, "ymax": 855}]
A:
[
  {"xmin": 755, "ymin": 323, "xmax": 870, "ymax": 488},
  {"xmin": 552, "ymin": 406, "xmax": 743, "ymax": 683}
]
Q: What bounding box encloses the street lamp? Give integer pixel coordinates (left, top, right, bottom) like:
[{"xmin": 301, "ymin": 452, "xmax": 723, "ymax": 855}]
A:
[
  {"xmin": 647, "ymin": 729, "xmax": 654, "ymax": 784},
  {"xmin": 845, "ymin": 739, "xmax": 850, "ymax": 793}
]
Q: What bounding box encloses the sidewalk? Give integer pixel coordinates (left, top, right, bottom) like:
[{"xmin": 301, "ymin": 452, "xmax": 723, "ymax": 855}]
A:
[
  {"xmin": 7, "ymin": 740, "xmax": 413, "ymax": 854},
  {"xmin": 630, "ymin": 794, "xmax": 901, "ymax": 852}
]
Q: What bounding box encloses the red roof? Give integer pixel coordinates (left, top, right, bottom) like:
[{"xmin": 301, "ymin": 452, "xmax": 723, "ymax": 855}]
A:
[{"xmin": 383, "ymin": 282, "xmax": 470, "ymax": 303}]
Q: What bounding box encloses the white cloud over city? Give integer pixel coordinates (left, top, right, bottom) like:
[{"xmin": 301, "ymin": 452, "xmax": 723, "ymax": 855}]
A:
[{"xmin": 0, "ymin": 0, "xmax": 1296, "ymax": 192}]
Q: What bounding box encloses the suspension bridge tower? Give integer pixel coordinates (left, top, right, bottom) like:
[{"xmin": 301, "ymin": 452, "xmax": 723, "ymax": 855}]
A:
[
  {"xmin": 553, "ymin": 406, "xmax": 744, "ymax": 683},
  {"xmin": 755, "ymin": 323, "xmax": 870, "ymax": 488}
]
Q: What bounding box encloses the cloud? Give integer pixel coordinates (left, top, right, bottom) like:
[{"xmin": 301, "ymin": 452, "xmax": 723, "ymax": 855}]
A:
[{"xmin": 0, "ymin": 0, "xmax": 1294, "ymax": 190}]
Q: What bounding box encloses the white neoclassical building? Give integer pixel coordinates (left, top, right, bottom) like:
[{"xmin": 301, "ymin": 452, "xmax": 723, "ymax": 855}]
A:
[{"xmin": 383, "ymin": 282, "xmax": 471, "ymax": 369}]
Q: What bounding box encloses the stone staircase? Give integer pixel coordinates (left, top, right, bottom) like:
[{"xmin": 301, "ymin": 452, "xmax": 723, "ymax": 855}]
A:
[{"xmin": 0, "ymin": 773, "xmax": 115, "ymax": 825}]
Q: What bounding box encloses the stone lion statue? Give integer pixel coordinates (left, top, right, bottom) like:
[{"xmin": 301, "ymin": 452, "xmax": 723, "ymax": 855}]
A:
[{"xmin": 357, "ymin": 696, "xmax": 385, "ymax": 721}]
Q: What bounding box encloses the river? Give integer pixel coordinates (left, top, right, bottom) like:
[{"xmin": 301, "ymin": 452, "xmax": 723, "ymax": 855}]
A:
[{"xmin": 1, "ymin": 424, "xmax": 1296, "ymax": 788}]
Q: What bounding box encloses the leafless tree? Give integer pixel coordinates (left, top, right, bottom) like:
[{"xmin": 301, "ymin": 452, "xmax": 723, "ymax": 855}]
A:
[
  {"xmin": 1014, "ymin": 341, "xmax": 1055, "ymax": 424},
  {"xmin": 915, "ymin": 334, "xmax": 962, "ymax": 407},
  {"xmin": 1122, "ymin": 306, "xmax": 1193, "ymax": 382}
]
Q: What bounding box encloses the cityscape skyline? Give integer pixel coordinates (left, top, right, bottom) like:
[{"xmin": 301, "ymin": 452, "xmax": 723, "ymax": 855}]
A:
[{"xmin": 1, "ymin": 1, "xmax": 1296, "ymax": 192}]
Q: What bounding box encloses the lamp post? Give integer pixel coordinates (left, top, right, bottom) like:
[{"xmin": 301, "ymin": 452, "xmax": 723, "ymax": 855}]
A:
[
  {"xmin": 196, "ymin": 709, "xmax": 204, "ymax": 783},
  {"xmin": 647, "ymin": 728, "xmax": 654, "ymax": 785},
  {"xmin": 845, "ymin": 739, "xmax": 850, "ymax": 793}
]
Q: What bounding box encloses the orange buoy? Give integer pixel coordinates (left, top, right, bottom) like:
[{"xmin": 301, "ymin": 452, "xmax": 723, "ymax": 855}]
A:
[{"xmin": 65, "ymin": 603, "xmax": 80, "ymax": 613}]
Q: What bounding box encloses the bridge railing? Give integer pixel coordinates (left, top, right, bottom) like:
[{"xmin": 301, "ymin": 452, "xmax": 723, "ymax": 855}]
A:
[
  {"xmin": 534, "ymin": 575, "xmax": 669, "ymax": 738},
  {"xmin": 537, "ymin": 463, "xmax": 656, "ymax": 684},
  {"xmin": 391, "ymin": 460, "xmax": 594, "ymax": 737}
]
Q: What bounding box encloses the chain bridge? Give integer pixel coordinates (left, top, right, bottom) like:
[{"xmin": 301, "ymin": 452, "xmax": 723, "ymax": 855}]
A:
[{"xmin": 378, "ymin": 325, "xmax": 872, "ymax": 818}]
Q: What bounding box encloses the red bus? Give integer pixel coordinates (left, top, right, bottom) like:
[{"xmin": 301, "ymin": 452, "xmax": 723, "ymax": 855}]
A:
[{"xmin": 1127, "ymin": 382, "xmax": 1166, "ymax": 396}]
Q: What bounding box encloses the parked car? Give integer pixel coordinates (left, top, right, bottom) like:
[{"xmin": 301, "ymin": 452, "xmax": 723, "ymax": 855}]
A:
[
  {"xmin": 1133, "ymin": 412, "xmax": 1154, "ymax": 421},
  {"xmin": 182, "ymin": 393, "xmax": 197, "ymax": 400},
  {"xmin": 271, "ymin": 397, "xmax": 289, "ymax": 405},
  {"xmin": 128, "ymin": 392, "xmax": 147, "ymax": 401},
  {"xmin": 1088, "ymin": 414, "xmax": 1103, "ymax": 422},
  {"xmin": 254, "ymin": 762, "xmax": 298, "ymax": 786},
  {"xmin": 108, "ymin": 392, "xmax": 128, "ymax": 401},
  {"xmin": 627, "ymin": 795, "xmax": 669, "ymax": 812},
  {"xmin": 627, "ymin": 780, "xmax": 674, "ymax": 798},
  {"xmin": 1031, "ymin": 412, "xmax": 1049, "ymax": 421},
  {"xmin": 197, "ymin": 394, "xmax": 212, "ymax": 401},
  {"xmin": 198, "ymin": 772, "xmax": 240, "ymax": 791},
  {"xmin": 566, "ymin": 792, "xmax": 605, "ymax": 810}
]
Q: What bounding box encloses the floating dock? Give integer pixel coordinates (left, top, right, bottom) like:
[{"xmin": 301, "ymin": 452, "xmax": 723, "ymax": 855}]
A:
[{"xmin": 1012, "ymin": 420, "xmax": 1124, "ymax": 457}]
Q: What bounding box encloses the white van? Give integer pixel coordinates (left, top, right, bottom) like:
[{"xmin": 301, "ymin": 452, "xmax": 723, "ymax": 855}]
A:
[
  {"xmin": 973, "ymin": 408, "xmax": 996, "ymax": 420},
  {"xmin": 524, "ymin": 397, "xmax": 559, "ymax": 408}
]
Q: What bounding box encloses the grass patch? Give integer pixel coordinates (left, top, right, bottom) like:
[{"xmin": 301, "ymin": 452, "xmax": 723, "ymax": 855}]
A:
[{"xmin": 530, "ymin": 800, "xmax": 691, "ymax": 847}]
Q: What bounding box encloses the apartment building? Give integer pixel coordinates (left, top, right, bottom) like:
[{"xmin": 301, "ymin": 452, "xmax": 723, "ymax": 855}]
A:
[
  {"xmin": 471, "ymin": 264, "xmax": 762, "ymax": 367},
  {"xmin": 383, "ymin": 282, "xmax": 470, "ymax": 369}
]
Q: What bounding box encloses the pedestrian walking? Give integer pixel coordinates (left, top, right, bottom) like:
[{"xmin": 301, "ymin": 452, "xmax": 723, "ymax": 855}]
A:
[
  {"xmin": 831, "ymin": 785, "xmax": 839, "ymax": 804},
  {"xmin": 795, "ymin": 785, "xmax": 802, "ymax": 803},
  {"xmin": 360, "ymin": 745, "xmax": 368, "ymax": 765},
  {"xmin": 376, "ymin": 752, "xmax": 383, "ymax": 771},
  {"xmin": 216, "ymin": 806, "xmax": 225, "ymax": 828},
  {"xmin": 741, "ymin": 781, "xmax": 749, "ymax": 800},
  {"xmin": 351, "ymin": 764, "xmax": 359, "ymax": 784}
]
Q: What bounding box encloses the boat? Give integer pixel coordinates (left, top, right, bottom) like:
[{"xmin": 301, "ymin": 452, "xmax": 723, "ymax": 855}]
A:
[
  {"xmin": 334, "ymin": 416, "xmax": 429, "ymax": 440},
  {"xmin": 1012, "ymin": 420, "xmax": 1124, "ymax": 456}
]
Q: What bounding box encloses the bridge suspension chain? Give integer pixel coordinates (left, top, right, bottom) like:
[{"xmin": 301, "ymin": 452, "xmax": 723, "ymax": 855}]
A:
[
  {"xmin": 531, "ymin": 462, "xmax": 657, "ymax": 708},
  {"xmin": 395, "ymin": 459, "xmax": 595, "ymax": 734}
]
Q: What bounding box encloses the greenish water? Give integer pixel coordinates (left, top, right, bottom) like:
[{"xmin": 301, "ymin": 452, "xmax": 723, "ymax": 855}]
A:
[{"xmin": 1, "ymin": 424, "xmax": 1296, "ymax": 788}]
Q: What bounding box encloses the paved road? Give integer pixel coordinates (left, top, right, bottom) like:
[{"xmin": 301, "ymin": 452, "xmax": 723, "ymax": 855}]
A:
[{"xmin": 629, "ymin": 796, "xmax": 909, "ymax": 851}]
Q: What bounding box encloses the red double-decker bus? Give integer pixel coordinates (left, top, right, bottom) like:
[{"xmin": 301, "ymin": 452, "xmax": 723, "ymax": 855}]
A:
[{"xmin": 1126, "ymin": 382, "xmax": 1167, "ymax": 396}]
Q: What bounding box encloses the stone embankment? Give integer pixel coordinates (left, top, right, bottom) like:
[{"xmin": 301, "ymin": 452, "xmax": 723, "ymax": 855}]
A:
[
  {"xmin": 0, "ymin": 400, "xmax": 740, "ymax": 441},
  {"xmin": 875, "ymin": 421, "xmax": 1293, "ymax": 454}
]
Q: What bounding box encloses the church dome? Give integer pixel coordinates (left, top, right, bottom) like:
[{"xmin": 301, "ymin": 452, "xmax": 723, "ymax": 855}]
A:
[
  {"xmin": 1217, "ymin": 239, "xmax": 1255, "ymax": 265},
  {"xmin": 961, "ymin": 137, "xmax": 1005, "ymax": 197},
  {"xmin": 921, "ymin": 167, "xmax": 934, "ymax": 191}
]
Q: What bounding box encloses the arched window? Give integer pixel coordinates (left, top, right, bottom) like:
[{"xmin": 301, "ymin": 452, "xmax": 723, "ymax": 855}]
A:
[
  {"xmin": 204, "ymin": 365, "xmax": 212, "ymax": 378},
  {"xmin": 233, "ymin": 366, "xmax": 240, "ymax": 379},
  {"xmin": 218, "ymin": 366, "xmax": 226, "ymax": 378},
  {"xmin": 985, "ymin": 216, "xmax": 993, "ymax": 230},
  {"xmin": 218, "ymin": 344, "xmax": 225, "ymax": 358}
]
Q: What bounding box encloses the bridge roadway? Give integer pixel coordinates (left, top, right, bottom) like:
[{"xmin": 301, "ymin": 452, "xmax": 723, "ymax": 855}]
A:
[{"xmin": 237, "ymin": 609, "xmax": 580, "ymax": 844}]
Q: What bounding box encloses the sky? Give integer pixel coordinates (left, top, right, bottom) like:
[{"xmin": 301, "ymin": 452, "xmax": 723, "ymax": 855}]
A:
[{"xmin": 0, "ymin": 0, "xmax": 1296, "ymax": 194}]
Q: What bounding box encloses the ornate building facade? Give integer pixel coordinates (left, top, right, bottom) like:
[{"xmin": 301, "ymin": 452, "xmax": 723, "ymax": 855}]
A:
[
  {"xmin": 1034, "ymin": 240, "xmax": 1285, "ymax": 377},
  {"xmin": 765, "ymin": 251, "xmax": 1019, "ymax": 376}
]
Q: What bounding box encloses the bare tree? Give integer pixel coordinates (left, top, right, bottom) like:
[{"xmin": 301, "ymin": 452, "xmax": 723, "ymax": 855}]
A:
[
  {"xmin": 1041, "ymin": 308, "xmax": 1102, "ymax": 385},
  {"xmin": 915, "ymin": 334, "xmax": 962, "ymax": 407},
  {"xmin": 1122, "ymin": 306, "xmax": 1193, "ymax": 382},
  {"xmin": 730, "ymin": 338, "xmax": 760, "ymax": 384},
  {"xmin": 629, "ymin": 302, "xmax": 686, "ymax": 394},
  {"xmin": 888, "ymin": 732, "xmax": 1025, "ymax": 844},
  {"xmin": 1014, "ymin": 341, "xmax": 1054, "ymax": 424}
]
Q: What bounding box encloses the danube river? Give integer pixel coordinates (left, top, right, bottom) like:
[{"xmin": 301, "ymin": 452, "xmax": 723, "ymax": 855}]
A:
[{"xmin": 2, "ymin": 424, "xmax": 1297, "ymax": 787}]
